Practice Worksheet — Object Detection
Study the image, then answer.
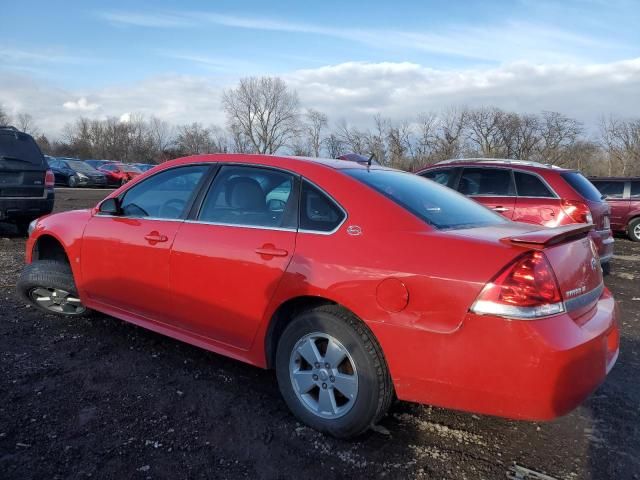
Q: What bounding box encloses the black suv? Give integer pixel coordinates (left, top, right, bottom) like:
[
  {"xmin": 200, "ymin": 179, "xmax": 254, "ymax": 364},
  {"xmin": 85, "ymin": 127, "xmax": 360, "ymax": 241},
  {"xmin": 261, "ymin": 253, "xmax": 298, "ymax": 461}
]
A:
[{"xmin": 0, "ymin": 126, "xmax": 54, "ymax": 234}]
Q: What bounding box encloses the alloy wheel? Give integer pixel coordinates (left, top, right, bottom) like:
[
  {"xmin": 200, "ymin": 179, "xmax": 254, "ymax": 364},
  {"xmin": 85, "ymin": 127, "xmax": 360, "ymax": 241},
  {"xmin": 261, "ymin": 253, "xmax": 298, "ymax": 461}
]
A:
[
  {"xmin": 289, "ymin": 332, "xmax": 358, "ymax": 419},
  {"xmin": 634, "ymin": 223, "xmax": 640, "ymax": 241},
  {"xmin": 29, "ymin": 287, "xmax": 86, "ymax": 315}
]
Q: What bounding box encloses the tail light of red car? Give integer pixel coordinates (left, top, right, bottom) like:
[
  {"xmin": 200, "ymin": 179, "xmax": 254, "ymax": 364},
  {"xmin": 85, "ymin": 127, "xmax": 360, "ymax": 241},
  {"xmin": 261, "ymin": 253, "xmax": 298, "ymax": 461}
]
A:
[
  {"xmin": 470, "ymin": 251, "xmax": 564, "ymax": 319},
  {"xmin": 45, "ymin": 169, "xmax": 55, "ymax": 189},
  {"xmin": 561, "ymin": 199, "xmax": 593, "ymax": 224}
]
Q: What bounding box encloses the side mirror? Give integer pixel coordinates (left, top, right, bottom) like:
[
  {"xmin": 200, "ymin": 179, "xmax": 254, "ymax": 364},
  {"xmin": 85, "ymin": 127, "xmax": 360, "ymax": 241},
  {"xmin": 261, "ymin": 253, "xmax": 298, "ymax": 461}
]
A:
[{"xmin": 99, "ymin": 197, "xmax": 122, "ymax": 215}]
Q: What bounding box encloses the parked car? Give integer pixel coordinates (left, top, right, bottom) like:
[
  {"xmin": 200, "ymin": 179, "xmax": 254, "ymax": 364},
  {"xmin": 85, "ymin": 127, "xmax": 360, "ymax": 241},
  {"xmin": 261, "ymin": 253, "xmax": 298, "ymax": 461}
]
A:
[
  {"xmin": 0, "ymin": 126, "xmax": 54, "ymax": 234},
  {"xmin": 590, "ymin": 177, "xmax": 640, "ymax": 241},
  {"xmin": 85, "ymin": 159, "xmax": 115, "ymax": 170},
  {"xmin": 132, "ymin": 163, "xmax": 156, "ymax": 172},
  {"xmin": 47, "ymin": 157, "xmax": 107, "ymax": 187},
  {"xmin": 417, "ymin": 159, "xmax": 614, "ymax": 272},
  {"xmin": 97, "ymin": 162, "xmax": 142, "ymax": 186},
  {"xmin": 17, "ymin": 154, "xmax": 619, "ymax": 438}
]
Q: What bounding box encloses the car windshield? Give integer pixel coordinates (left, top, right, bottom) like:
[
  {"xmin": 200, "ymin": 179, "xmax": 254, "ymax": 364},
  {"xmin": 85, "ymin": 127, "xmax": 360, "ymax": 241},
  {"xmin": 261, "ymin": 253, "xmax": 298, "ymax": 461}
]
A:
[
  {"xmin": 119, "ymin": 164, "xmax": 141, "ymax": 173},
  {"xmin": 345, "ymin": 169, "xmax": 507, "ymax": 229},
  {"xmin": 67, "ymin": 160, "xmax": 99, "ymax": 173},
  {"xmin": 0, "ymin": 131, "xmax": 44, "ymax": 166},
  {"xmin": 562, "ymin": 172, "xmax": 604, "ymax": 202}
]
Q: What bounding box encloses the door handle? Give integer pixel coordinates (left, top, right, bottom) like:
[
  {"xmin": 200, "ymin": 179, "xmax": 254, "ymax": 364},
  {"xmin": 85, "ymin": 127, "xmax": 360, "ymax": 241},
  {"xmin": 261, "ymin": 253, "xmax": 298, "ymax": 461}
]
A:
[
  {"xmin": 492, "ymin": 207, "xmax": 510, "ymax": 212},
  {"xmin": 144, "ymin": 232, "xmax": 168, "ymax": 244},
  {"xmin": 255, "ymin": 246, "xmax": 289, "ymax": 257}
]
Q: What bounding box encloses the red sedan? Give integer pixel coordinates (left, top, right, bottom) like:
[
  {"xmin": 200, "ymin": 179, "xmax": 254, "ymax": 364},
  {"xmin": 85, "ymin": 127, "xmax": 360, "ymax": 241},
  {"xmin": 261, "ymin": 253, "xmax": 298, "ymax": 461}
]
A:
[
  {"xmin": 17, "ymin": 154, "xmax": 619, "ymax": 438},
  {"xmin": 98, "ymin": 162, "xmax": 142, "ymax": 186}
]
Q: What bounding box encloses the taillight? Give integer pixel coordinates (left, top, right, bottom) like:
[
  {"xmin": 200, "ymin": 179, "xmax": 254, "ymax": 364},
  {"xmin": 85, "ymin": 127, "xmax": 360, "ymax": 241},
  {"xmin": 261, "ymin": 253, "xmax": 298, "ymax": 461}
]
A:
[
  {"xmin": 45, "ymin": 169, "xmax": 55, "ymax": 188},
  {"xmin": 561, "ymin": 199, "xmax": 593, "ymax": 224},
  {"xmin": 471, "ymin": 251, "xmax": 565, "ymax": 319}
]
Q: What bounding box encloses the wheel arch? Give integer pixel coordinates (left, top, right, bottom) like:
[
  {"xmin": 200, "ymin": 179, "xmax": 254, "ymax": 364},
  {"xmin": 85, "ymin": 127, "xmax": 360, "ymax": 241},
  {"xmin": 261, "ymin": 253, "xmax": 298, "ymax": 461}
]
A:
[{"xmin": 32, "ymin": 234, "xmax": 71, "ymax": 266}]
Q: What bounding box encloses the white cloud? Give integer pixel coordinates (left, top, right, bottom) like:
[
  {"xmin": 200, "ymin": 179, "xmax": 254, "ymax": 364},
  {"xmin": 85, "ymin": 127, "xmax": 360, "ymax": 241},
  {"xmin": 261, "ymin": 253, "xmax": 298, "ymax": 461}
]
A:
[
  {"xmin": 119, "ymin": 112, "xmax": 131, "ymax": 123},
  {"xmin": 100, "ymin": 12, "xmax": 194, "ymax": 28},
  {"xmin": 63, "ymin": 97, "xmax": 101, "ymax": 112},
  {"xmin": 1, "ymin": 59, "xmax": 639, "ymax": 138}
]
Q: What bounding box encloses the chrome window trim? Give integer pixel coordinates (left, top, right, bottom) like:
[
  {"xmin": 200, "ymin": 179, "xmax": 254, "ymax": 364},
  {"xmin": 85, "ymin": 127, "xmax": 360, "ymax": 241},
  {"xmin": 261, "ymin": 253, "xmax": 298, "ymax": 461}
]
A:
[
  {"xmin": 94, "ymin": 214, "xmax": 185, "ymax": 222},
  {"xmin": 564, "ymin": 282, "xmax": 605, "ymax": 313},
  {"xmin": 184, "ymin": 219, "xmax": 296, "ymax": 232}
]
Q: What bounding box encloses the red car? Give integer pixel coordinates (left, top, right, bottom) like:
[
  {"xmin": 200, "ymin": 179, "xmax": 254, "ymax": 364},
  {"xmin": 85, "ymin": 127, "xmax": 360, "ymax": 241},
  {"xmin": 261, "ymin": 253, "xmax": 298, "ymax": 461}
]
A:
[
  {"xmin": 590, "ymin": 177, "xmax": 640, "ymax": 242},
  {"xmin": 98, "ymin": 162, "xmax": 142, "ymax": 186},
  {"xmin": 417, "ymin": 159, "xmax": 615, "ymax": 272},
  {"xmin": 17, "ymin": 154, "xmax": 619, "ymax": 438}
]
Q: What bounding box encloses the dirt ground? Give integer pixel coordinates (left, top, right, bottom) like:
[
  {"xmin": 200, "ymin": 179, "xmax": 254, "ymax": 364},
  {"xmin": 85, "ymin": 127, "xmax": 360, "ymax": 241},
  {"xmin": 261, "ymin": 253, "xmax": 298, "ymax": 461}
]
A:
[{"xmin": 1, "ymin": 188, "xmax": 639, "ymax": 480}]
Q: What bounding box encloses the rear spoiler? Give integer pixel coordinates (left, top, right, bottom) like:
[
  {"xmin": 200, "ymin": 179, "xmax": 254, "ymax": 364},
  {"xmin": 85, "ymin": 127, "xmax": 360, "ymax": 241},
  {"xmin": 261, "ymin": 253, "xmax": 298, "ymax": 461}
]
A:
[{"xmin": 502, "ymin": 224, "xmax": 594, "ymax": 248}]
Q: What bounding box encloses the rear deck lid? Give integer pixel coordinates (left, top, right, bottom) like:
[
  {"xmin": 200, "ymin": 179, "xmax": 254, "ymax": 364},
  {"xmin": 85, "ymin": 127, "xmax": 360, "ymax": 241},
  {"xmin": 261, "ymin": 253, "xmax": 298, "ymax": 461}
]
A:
[{"xmin": 0, "ymin": 129, "xmax": 46, "ymax": 198}]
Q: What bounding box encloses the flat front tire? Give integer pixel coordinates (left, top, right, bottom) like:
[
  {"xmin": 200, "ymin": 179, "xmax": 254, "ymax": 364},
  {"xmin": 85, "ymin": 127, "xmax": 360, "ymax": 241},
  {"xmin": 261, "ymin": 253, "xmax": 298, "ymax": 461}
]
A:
[
  {"xmin": 17, "ymin": 260, "xmax": 91, "ymax": 317},
  {"xmin": 275, "ymin": 305, "xmax": 393, "ymax": 438}
]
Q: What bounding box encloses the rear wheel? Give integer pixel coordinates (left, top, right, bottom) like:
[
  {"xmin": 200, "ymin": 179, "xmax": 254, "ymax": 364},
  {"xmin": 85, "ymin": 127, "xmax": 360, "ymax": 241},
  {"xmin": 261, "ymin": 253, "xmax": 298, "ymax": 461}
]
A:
[
  {"xmin": 629, "ymin": 218, "xmax": 640, "ymax": 242},
  {"xmin": 17, "ymin": 260, "xmax": 91, "ymax": 317},
  {"xmin": 275, "ymin": 305, "xmax": 393, "ymax": 438}
]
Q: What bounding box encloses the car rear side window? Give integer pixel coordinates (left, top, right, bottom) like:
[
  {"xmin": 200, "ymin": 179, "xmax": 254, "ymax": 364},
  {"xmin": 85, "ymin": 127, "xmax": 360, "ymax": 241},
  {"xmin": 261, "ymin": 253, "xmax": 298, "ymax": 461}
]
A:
[
  {"xmin": 299, "ymin": 180, "xmax": 345, "ymax": 232},
  {"xmin": 119, "ymin": 165, "xmax": 208, "ymax": 219},
  {"xmin": 421, "ymin": 168, "xmax": 454, "ymax": 187},
  {"xmin": 561, "ymin": 172, "xmax": 603, "ymax": 202},
  {"xmin": 198, "ymin": 165, "xmax": 297, "ymax": 229},
  {"xmin": 630, "ymin": 181, "xmax": 640, "ymax": 198},
  {"xmin": 458, "ymin": 168, "xmax": 515, "ymax": 196},
  {"xmin": 0, "ymin": 131, "xmax": 45, "ymax": 166},
  {"xmin": 592, "ymin": 180, "xmax": 624, "ymax": 199},
  {"xmin": 514, "ymin": 171, "xmax": 554, "ymax": 198},
  {"xmin": 346, "ymin": 169, "xmax": 506, "ymax": 230}
]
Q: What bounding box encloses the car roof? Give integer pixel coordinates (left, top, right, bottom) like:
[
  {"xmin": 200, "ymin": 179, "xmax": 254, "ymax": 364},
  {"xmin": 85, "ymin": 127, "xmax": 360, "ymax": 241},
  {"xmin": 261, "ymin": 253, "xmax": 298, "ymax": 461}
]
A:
[
  {"xmin": 420, "ymin": 158, "xmax": 571, "ymax": 173},
  {"xmin": 589, "ymin": 176, "xmax": 640, "ymax": 181},
  {"xmin": 159, "ymin": 153, "xmax": 393, "ymax": 172}
]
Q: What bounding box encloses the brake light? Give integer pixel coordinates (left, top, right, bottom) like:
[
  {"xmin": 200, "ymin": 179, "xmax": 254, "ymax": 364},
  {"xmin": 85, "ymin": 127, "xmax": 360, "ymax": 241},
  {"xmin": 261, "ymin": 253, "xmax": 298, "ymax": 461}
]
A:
[
  {"xmin": 471, "ymin": 251, "xmax": 564, "ymax": 319},
  {"xmin": 45, "ymin": 169, "xmax": 55, "ymax": 188},
  {"xmin": 561, "ymin": 199, "xmax": 593, "ymax": 224}
]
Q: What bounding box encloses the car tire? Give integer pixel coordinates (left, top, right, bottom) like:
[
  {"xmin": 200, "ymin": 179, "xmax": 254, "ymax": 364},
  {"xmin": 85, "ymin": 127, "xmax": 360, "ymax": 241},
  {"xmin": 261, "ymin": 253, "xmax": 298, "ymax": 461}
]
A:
[
  {"xmin": 628, "ymin": 218, "xmax": 640, "ymax": 242},
  {"xmin": 275, "ymin": 305, "xmax": 393, "ymax": 438},
  {"xmin": 68, "ymin": 176, "xmax": 77, "ymax": 188},
  {"xmin": 601, "ymin": 262, "xmax": 611, "ymax": 276},
  {"xmin": 17, "ymin": 260, "xmax": 92, "ymax": 317}
]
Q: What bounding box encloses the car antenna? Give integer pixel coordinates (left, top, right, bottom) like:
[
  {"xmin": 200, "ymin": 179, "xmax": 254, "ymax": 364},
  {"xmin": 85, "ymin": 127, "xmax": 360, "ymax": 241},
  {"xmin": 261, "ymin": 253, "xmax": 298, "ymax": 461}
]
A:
[{"xmin": 367, "ymin": 153, "xmax": 375, "ymax": 167}]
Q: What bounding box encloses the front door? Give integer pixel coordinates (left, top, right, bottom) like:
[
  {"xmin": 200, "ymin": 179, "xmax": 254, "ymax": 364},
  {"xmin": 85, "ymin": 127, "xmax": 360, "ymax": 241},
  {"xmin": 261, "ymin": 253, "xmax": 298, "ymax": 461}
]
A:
[
  {"xmin": 169, "ymin": 165, "xmax": 298, "ymax": 350},
  {"xmin": 81, "ymin": 164, "xmax": 210, "ymax": 320}
]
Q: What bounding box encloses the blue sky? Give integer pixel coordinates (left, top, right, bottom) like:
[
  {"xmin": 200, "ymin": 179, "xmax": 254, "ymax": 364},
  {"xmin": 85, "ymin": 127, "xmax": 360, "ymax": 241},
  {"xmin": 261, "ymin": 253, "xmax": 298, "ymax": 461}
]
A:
[{"xmin": 1, "ymin": 0, "xmax": 639, "ymax": 135}]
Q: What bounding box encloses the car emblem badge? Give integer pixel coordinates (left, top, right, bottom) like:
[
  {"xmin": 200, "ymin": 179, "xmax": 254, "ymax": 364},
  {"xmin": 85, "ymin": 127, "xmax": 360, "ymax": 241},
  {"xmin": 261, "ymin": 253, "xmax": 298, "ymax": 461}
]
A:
[
  {"xmin": 591, "ymin": 257, "xmax": 597, "ymax": 271},
  {"xmin": 346, "ymin": 225, "xmax": 362, "ymax": 236}
]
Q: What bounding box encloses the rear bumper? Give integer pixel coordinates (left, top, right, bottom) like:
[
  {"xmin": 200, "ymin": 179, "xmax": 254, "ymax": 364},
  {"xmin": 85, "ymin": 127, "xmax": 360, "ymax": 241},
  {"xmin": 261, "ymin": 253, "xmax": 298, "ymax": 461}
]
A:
[
  {"xmin": 377, "ymin": 288, "xmax": 619, "ymax": 420},
  {"xmin": 591, "ymin": 229, "xmax": 614, "ymax": 265},
  {"xmin": 0, "ymin": 190, "xmax": 54, "ymax": 221}
]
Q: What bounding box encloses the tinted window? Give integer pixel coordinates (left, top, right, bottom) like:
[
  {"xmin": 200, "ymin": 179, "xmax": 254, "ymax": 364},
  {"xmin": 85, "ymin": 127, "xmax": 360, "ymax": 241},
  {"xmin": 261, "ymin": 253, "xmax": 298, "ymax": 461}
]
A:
[
  {"xmin": 300, "ymin": 181, "xmax": 345, "ymax": 232},
  {"xmin": 631, "ymin": 181, "xmax": 640, "ymax": 198},
  {"xmin": 514, "ymin": 171, "xmax": 554, "ymax": 197},
  {"xmin": 119, "ymin": 165, "xmax": 208, "ymax": 219},
  {"xmin": 67, "ymin": 160, "xmax": 100, "ymax": 174},
  {"xmin": 561, "ymin": 172, "xmax": 603, "ymax": 202},
  {"xmin": 198, "ymin": 165, "xmax": 296, "ymax": 229},
  {"xmin": 0, "ymin": 131, "xmax": 45, "ymax": 166},
  {"xmin": 421, "ymin": 168, "xmax": 454, "ymax": 187},
  {"xmin": 592, "ymin": 180, "xmax": 624, "ymax": 199},
  {"xmin": 458, "ymin": 168, "xmax": 515, "ymax": 196},
  {"xmin": 102, "ymin": 164, "xmax": 116, "ymax": 171},
  {"xmin": 346, "ymin": 169, "xmax": 506, "ymax": 230}
]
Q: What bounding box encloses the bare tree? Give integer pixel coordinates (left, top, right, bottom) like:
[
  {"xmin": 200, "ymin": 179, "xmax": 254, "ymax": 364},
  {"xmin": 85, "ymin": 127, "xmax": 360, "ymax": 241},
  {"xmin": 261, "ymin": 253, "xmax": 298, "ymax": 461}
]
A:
[
  {"xmin": 175, "ymin": 122, "xmax": 226, "ymax": 155},
  {"xmin": 323, "ymin": 133, "xmax": 344, "ymax": 158},
  {"xmin": 466, "ymin": 107, "xmax": 503, "ymax": 157},
  {"xmin": 148, "ymin": 116, "xmax": 175, "ymax": 160},
  {"xmin": 15, "ymin": 113, "xmax": 38, "ymax": 136},
  {"xmin": 304, "ymin": 109, "xmax": 328, "ymax": 157},
  {"xmin": 0, "ymin": 105, "xmax": 11, "ymax": 126},
  {"xmin": 222, "ymin": 76, "xmax": 300, "ymax": 154},
  {"xmin": 536, "ymin": 111, "xmax": 582, "ymax": 165},
  {"xmin": 600, "ymin": 116, "xmax": 640, "ymax": 175}
]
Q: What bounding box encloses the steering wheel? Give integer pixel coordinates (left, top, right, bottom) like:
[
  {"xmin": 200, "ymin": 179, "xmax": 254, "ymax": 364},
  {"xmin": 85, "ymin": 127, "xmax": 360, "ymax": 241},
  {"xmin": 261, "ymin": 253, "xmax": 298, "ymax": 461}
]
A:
[{"xmin": 159, "ymin": 198, "xmax": 186, "ymax": 219}]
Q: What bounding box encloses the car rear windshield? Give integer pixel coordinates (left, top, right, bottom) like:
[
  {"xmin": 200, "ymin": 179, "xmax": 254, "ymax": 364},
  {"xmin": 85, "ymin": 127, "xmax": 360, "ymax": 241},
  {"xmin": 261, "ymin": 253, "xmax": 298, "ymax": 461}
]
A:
[
  {"xmin": 561, "ymin": 171, "xmax": 603, "ymax": 202},
  {"xmin": 67, "ymin": 160, "xmax": 100, "ymax": 174},
  {"xmin": 345, "ymin": 169, "xmax": 507, "ymax": 229},
  {"xmin": 0, "ymin": 131, "xmax": 44, "ymax": 166}
]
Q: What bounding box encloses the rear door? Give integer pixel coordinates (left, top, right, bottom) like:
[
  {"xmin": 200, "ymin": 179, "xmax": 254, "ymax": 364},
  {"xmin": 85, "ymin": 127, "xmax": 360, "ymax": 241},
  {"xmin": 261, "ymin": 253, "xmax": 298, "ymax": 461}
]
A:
[
  {"xmin": 0, "ymin": 129, "xmax": 46, "ymax": 200},
  {"xmin": 168, "ymin": 165, "xmax": 298, "ymax": 349},
  {"xmin": 419, "ymin": 167, "xmax": 459, "ymax": 189},
  {"xmin": 458, "ymin": 167, "xmax": 515, "ymax": 219},
  {"xmin": 512, "ymin": 170, "xmax": 563, "ymax": 227}
]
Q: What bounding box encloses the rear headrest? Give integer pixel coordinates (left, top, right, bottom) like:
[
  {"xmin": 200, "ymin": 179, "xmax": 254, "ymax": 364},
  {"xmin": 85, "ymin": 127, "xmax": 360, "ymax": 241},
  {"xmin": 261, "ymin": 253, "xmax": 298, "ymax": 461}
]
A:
[{"xmin": 225, "ymin": 177, "xmax": 266, "ymax": 211}]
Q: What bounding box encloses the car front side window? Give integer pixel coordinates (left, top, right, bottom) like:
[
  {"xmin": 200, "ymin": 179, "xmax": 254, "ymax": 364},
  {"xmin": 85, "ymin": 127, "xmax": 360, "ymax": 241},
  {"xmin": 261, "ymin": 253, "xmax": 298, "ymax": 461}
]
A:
[{"xmin": 117, "ymin": 165, "xmax": 208, "ymax": 219}]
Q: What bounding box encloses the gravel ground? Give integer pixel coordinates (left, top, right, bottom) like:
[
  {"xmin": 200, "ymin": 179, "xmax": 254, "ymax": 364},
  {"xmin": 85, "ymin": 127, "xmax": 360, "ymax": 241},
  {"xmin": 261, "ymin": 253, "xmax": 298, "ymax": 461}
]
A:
[{"xmin": 1, "ymin": 188, "xmax": 639, "ymax": 480}]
